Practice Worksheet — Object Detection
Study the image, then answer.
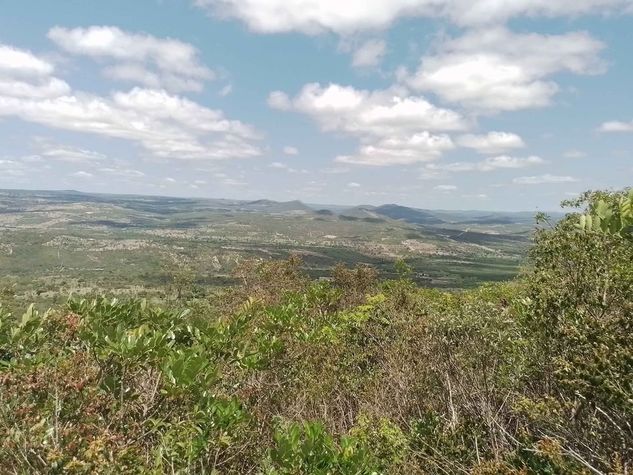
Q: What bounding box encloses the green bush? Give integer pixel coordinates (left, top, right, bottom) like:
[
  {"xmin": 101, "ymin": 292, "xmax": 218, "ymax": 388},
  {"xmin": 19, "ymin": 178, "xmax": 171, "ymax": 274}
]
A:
[{"xmin": 266, "ymin": 420, "xmax": 380, "ymax": 475}]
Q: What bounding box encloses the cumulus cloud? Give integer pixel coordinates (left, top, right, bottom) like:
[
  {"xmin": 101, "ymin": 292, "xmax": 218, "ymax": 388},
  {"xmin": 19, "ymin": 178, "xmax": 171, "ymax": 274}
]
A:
[
  {"xmin": 0, "ymin": 44, "xmax": 54, "ymax": 77},
  {"xmin": 347, "ymin": 182, "xmax": 361, "ymax": 188},
  {"xmin": 457, "ymin": 131, "xmax": 525, "ymax": 154},
  {"xmin": 598, "ymin": 120, "xmax": 633, "ymax": 132},
  {"xmin": 268, "ymin": 84, "xmax": 466, "ymax": 166},
  {"xmin": 71, "ymin": 170, "xmax": 94, "ymax": 178},
  {"xmin": 0, "ymin": 88, "xmax": 261, "ymax": 160},
  {"xmin": 336, "ymin": 132, "xmax": 455, "ymax": 166},
  {"xmin": 194, "ymin": 0, "xmax": 631, "ymax": 34},
  {"xmin": 268, "ymin": 83, "xmax": 465, "ymax": 166},
  {"xmin": 219, "ymin": 84, "xmax": 233, "ymax": 96},
  {"xmin": 267, "ymin": 90, "xmax": 293, "ymax": 110},
  {"xmin": 0, "ymin": 44, "xmax": 70, "ymax": 99},
  {"xmin": 39, "ymin": 144, "xmax": 107, "ymax": 163},
  {"xmin": 405, "ymin": 27, "xmax": 605, "ymax": 112},
  {"xmin": 48, "ymin": 26, "xmax": 214, "ymax": 92},
  {"xmin": 98, "ymin": 167, "xmax": 145, "ymax": 178},
  {"xmin": 0, "ymin": 42, "xmax": 261, "ymax": 161},
  {"xmin": 351, "ymin": 39, "xmax": 386, "ymax": 68},
  {"xmin": 283, "ymin": 146, "xmax": 299, "ymax": 155},
  {"xmin": 0, "ymin": 77, "xmax": 70, "ymax": 99},
  {"xmin": 270, "ymin": 83, "xmax": 467, "ymax": 134},
  {"xmin": 478, "ymin": 155, "xmax": 544, "ymax": 170},
  {"xmin": 513, "ymin": 174, "xmax": 578, "ymax": 184},
  {"xmin": 428, "ymin": 155, "xmax": 544, "ymax": 173},
  {"xmin": 269, "ymin": 161, "xmax": 306, "ymax": 173}
]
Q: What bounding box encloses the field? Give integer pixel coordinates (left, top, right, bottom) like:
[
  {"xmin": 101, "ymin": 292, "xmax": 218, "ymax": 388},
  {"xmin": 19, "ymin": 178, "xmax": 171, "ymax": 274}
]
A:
[{"xmin": 0, "ymin": 188, "xmax": 547, "ymax": 309}]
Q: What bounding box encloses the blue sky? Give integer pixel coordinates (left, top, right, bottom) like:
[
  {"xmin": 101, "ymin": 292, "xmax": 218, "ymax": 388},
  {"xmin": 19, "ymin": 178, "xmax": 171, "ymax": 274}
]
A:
[{"xmin": 0, "ymin": 0, "xmax": 632, "ymax": 211}]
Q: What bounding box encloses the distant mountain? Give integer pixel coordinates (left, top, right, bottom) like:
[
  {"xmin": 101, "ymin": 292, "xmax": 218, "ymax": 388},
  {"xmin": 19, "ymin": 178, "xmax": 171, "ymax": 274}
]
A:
[
  {"xmin": 241, "ymin": 199, "xmax": 312, "ymax": 214},
  {"xmin": 337, "ymin": 204, "xmax": 447, "ymax": 225},
  {"xmin": 371, "ymin": 204, "xmax": 445, "ymax": 225},
  {"xmin": 339, "ymin": 206, "xmax": 382, "ymax": 220},
  {"xmin": 429, "ymin": 210, "xmax": 559, "ymax": 226},
  {"xmin": 0, "ymin": 189, "xmax": 561, "ymax": 222}
]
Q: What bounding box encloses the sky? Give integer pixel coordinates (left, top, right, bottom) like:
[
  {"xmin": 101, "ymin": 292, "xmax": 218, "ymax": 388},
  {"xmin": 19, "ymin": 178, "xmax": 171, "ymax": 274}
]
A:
[{"xmin": 0, "ymin": 0, "xmax": 632, "ymax": 211}]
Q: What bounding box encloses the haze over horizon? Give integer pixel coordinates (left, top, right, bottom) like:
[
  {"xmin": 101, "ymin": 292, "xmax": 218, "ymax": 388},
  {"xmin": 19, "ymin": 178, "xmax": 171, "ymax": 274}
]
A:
[{"xmin": 1, "ymin": 1, "xmax": 632, "ymax": 211}]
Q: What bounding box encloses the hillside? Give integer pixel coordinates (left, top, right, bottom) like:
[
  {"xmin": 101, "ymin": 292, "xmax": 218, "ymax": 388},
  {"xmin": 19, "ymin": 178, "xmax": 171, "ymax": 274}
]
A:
[
  {"xmin": 0, "ymin": 189, "xmax": 540, "ymax": 309},
  {"xmin": 0, "ymin": 189, "xmax": 631, "ymax": 473}
]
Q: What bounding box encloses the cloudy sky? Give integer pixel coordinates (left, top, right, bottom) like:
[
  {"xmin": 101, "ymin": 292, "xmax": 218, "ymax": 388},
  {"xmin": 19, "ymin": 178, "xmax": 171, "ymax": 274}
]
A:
[{"xmin": 1, "ymin": 0, "xmax": 632, "ymax": 210}]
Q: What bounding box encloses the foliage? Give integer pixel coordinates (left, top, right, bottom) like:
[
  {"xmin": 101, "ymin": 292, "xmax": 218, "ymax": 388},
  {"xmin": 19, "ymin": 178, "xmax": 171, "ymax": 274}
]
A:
[
  {"xmin": 0, "ymin": 188, "xmax": 631, "ymax": 474},
  {"xmin": 266, "ymin": 421, "xmax": 380, "ymax": 475},
  {"xmin": 575, "ymin": 188, "xmax": 633, "ymax": 238}
]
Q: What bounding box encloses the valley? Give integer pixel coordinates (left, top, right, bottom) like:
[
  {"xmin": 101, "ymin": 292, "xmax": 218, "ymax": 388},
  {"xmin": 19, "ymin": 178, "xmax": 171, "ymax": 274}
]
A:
[{"xmin": 0, "ymin": 188, "xmax": 548, "ymax": 309}]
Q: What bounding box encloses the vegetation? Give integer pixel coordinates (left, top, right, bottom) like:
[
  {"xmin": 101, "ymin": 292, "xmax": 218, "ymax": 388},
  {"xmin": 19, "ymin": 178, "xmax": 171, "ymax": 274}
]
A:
[
  {"xmin": 0, "ymin": 188, "xmax": 538, "ymax": 314},
  {"xmin": 0, "ymin": 189, "xmax": 631, "ymax": 474}
]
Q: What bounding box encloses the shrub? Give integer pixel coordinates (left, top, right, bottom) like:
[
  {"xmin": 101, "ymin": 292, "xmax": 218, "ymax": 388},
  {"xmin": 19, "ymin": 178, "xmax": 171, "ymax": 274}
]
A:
[{"xmin": 0, "ymin": 188, "xmax": 631, "ymax": 473}]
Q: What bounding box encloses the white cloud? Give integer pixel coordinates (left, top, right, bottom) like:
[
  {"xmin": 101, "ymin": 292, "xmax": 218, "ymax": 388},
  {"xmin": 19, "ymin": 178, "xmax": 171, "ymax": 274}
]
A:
[
  {"xmin": 283, "ymin": 145, "xmax": 299, "ymax": 155},
  {"xmin": 219, "ymin": 84, "xmax": 233, "ymax": 96},
  {"xmin": 269, "ymin": 83, "xmax": 465, "ymax": 166},
  {"xmin": 347, "ymin": 181, "xmax": 361, "ymax": 188},
  {"xmin": 427, "ymin": 155, "xmax": 544, "ymax": 173},
  {"xmin": 405, "ymin": 27, "xmax": 605, "ymax": 112},
  {"xmin": 0, "ymin": 42, "xmax": 259, "ymax": 161},
  {"xmin": 48, "ymin": 26, "xmax": 214, "ymax": 92},
  {"xmin": 269, "ymin": 161, "xmax": 306, "ymax": 173},
  {"xmin": 0, "ymin": 77, "xmax": 70, "ymax": 99},
  {"xmin": 0, "ymin": 43, "xmax": 70, "ymax": 99},
  {"xmin": 0, "ymin": 58, "xmax": 261, "ymax": 161},
  {"xmin": 462, "ymin": 193, "xmax": 488, "ymax": 199},
  {"xmin": 194, "ymin": 0, "xmax": 631, "ymax": 34},
  {"xmin": 457, "ymin": 131, "xmax": 525, "ymax": 154},
  {"xmin": 480, "ymin": 155, "xmax": 544, "ymax": 170},
  {"xmin": 598, "ymin": 120, "xmax": 633, "ymax": 132},
  {"xmin": 71, "ymin": 170, "xmax": 94, "ymax": 178},
  {"xmin": 434, "ymin": 184, "xmax": 457, "ymax": 191},
  {"xmin": 272, "ymin": 83, "xmax": 467, "ymax": 134},
  {"xmin": 103, "ymin": 64, "xmax": 213, "ymax": 94},
  {"xmin": 98, "ymin": 167, "xmax": 145, "ymax": 178},
  {"xmin": 513, "ymin": 174, "xmax": 578, "ymax": 184},
  {"xmin": 351, "ymin": 39, "xmax": 386, "ymax": 68},
  {"xmin": 0, "ymin": 44, "xmax": 53, "ymax": 77},
  {"xmin": 336, "ymin": 132, "xmax": 454, "ymax": 166},
  {"xmin": 40, "ymin": 144, "xmax": 107, "ymax": 163},
  {"xmin": 267, "ymin": 91, "xmax": 293, "ymax": 110}
]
